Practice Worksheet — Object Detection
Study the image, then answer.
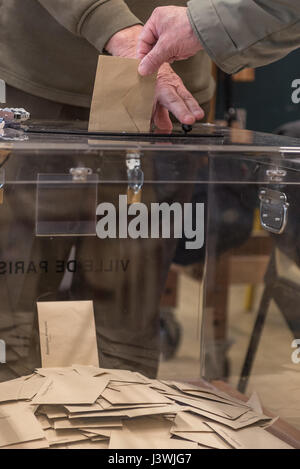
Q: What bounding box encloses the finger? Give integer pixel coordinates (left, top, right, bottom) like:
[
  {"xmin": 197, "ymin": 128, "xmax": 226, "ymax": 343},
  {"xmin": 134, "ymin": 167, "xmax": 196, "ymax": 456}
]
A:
[
  {"xmin": 138, "ymin": 39, "xmax": 170, "ymax": 76},
  {"xmin": 136, "ymin": 40, "xmax": 153, "ymax": 60},
  {"xmin": 139, "ymin": 18, "xmax": 158, "ymax": 48},
  {"xmin": 137, "ymin": 18, "xmax": 158, "ymax": 59},
  {"xmin": 176, "ymin": 86, "xmax": 204, "ymax": 120},
  {"xmin": 158, "ymin": 87, "xmax": 196, "ymax": 125},
  {"xmin": 153, "ymin": 104, "xmax": 173, "ymax": 131}
]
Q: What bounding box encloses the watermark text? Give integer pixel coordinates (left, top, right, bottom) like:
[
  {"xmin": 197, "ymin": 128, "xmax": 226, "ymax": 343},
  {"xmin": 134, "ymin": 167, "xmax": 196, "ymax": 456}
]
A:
[
  {"xmin": 0, "ymin": 340, "xmax": 6, "ymax": 364},
  {"xmin": 291, "ymin": 339, "xmax": 300, "ymax": 364},
  {"xmin": 96, "ymin": 195, "xmax": 204, "ymax": 250},
  {"xmin": 291, "ymin": 79, "xmax": 300, "ymax": 104}
]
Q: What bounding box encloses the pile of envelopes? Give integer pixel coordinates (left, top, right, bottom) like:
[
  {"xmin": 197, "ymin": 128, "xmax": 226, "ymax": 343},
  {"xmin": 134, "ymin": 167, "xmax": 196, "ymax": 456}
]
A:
[{"xmin": 0, "ymin": 366, "xmax": 292, "ymax": 449}]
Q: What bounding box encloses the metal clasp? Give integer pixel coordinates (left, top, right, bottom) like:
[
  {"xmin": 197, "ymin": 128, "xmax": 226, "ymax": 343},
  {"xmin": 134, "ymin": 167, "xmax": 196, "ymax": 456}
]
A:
[
  {"xmin": 259, "ymin": 188, "xmax": 289, "ymax": 234},
  {"xmin": 126, "ymin": 151, "xmax": 144, "ymax": 203},
  {"xmin": 266, "ymin": 168, "xmax": 287, "ymax": 182},
  {"xmin": 0, "ymin": 107, "xmax": 30, "ymax": 123},
  {"xmin": 70, "ymin": 167, "xmax": 92, "ymax": 182}
]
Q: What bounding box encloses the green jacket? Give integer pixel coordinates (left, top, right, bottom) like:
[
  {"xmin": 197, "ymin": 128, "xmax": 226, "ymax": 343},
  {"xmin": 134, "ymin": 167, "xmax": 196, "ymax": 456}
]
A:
[
  {"xmin": 188, "ymin": 0, "xmax": 300, "ymax": 74},
  {"xmin": 0, "ymin": 0, "xmax": 214, "ymax": 108}
]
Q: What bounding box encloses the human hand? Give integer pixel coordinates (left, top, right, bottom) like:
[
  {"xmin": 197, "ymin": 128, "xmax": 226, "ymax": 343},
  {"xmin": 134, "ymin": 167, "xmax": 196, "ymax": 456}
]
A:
[
  {"xmin": 105, "ymin": 24, "xmax": 203, "ymax": 130},
  {"xmin": 137, "ymin": 6, "xmax": 202, "ymax": 76},
  {"xmin": 152, "ymin": 63, "xmax": 204, "ymax": 130}
]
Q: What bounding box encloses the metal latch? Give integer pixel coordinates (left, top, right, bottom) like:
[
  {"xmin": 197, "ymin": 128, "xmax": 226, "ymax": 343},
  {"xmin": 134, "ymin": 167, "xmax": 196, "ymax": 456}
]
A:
[
  {"xmin": 259, "ymin": 188, "xmax": 289, "ymax": 234},
  {"xmin": 126, "ymin": 151, "xmax": 144, "ymax": 204},
  {"xmin": 70, "ymin": 167, "xmax": 92, "ymax": 182},
  {"xmin": 0, "ymin": 108, "xmax": 30, "ymax": 123}
]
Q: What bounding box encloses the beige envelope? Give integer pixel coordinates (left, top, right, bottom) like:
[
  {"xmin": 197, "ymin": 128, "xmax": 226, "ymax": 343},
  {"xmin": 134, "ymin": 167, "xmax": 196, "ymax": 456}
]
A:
[
  {"xmin": 89, "ymin": 56, "xmax": 157, "ymax": 133},
  {"xmin": 59, "ymin": 440, "xmax": 110, "ymax": 449},
  {"xmin": 67, "ymin": 404, "xmax": 185, "ymax": 420},
  {"xmin": 1, "ymin": 439, "xmax": 50, "ymax": 450},
  {"xmin": 171, "ymin": 412, "xmax": 212, "ymax": 432},
  {"xmin": 123, "ymin": 404, "xmax": 185, "ymax": 419},
  {"xmin": 101, "ymin": 368, "xmax": 151, "ymax": 384},
  {"xmin": 18, "ymin": 374, "xmax": 47, "ymax": 400},
  {"xmin": 79, "ymin": 428, "xmax": 111, "ymax": 438},
  {"xmin": 37, "ymin": 301, "xmax": 99, "ymax": 368},
  {"xmin": 54, "ymin": 418, "xmax": 122, "ymax": 430},
  {"xmin": 91, "ymin": 436, "xmax": 109, "ymax": 442},
  {"xmin": 0, "ymin": 402, "xmax": 45, "ymax": 448},
  {"xmin": 65, "ymin": 402, "xmax": 103, "ymax": 414},
  {"xmin": 44, "ymin": 428, "xmax": 89, "ymax": 446},
  {"xmin": 206, "ymin": 422, "xmax": 293, "ymax": 449},
  {"xmin": 189, "ymin": 408, "xmax": 271, "ymax": 430},
  {"xmin": 180, "ymin": 390, "xmax": 249, "ymax": 408},
  {"xmin": 102, "ymin": 384, "xmax": 172, "ymax": 405},
  {"xmin": 109, "ymin": 428, "xmax": 198, "ymax": 450},
  {"xmin": 164, "ymin": 394, "xmax": 248, "ymax": 420},
  {"xmin": 32, "ymin": 373, "xmax": 109, "ymax": 405},
  {"xmin": 66, "ymin": 402, "xmax": 165, "ymax": 414},
  {"xmin": 171, "ymin": 431, "xmax": 231, "ymax": 449},
  {"xmin": 124, "ymin": 416, "xmax": 172, "ymax": 436},
  {"xmin": 72, "ymin": 365, "xmax": 106, "ymax": 377},
  {"xmin": 39, "ymin": 405, "xmax": 68, "ymax": 419},
  {"xmin": 36, "ymin": 414, "xmax": 52, "ymax": 430},
  {"xmin": 36, "ymin": 368, "xmax": 75, "ymax": 377},
  {"xmin": 0, "ymin": 377, "xmax": 25, "ymax": 403},
  {"xmin": 247, "ymin": 392, "xmax": 264, "ymax": 415},
  {"xmin": 68, "ymin": 410, "xmax": 128, "ymax": 419},
  {"xmin": 171, "ymin": 382, "xmax": 249, "ymax": 407}
]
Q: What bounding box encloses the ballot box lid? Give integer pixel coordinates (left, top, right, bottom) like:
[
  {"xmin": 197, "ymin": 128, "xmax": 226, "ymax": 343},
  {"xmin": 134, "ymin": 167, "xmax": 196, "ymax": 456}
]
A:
[{"xmin": 0, "ymin": 121, "xmax": 300, "ymax": 184}]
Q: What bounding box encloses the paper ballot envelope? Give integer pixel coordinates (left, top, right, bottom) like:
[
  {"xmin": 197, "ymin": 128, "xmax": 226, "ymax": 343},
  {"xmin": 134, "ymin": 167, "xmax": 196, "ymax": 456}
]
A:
[
  {"xmin": 37, "ymin": 301, "xmax": 99, "ymax": 368},
  {"xmin": 89, "ymin": 55, "xmax": 157, "ymax": 133}
]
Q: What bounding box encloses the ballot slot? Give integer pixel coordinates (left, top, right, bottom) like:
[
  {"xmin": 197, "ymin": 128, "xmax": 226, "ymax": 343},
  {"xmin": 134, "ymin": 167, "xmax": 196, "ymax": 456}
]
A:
[
  {"xmin": 36, "ymin": 169, "xmax": 98, "ymax": 237},
  {"xmin": 26, "ymin": 127, "xmax": 225, "ymax": 142}
]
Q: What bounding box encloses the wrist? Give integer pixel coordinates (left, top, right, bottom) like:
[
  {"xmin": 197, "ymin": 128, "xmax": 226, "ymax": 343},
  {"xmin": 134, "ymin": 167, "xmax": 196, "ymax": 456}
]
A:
[
  {"xmin": 105, "ymin": 24, "xmax": 143, "ymax": 58},
  {"xmin": 186, "ymin": 6, "xmax": 203, "ymax": 51}
]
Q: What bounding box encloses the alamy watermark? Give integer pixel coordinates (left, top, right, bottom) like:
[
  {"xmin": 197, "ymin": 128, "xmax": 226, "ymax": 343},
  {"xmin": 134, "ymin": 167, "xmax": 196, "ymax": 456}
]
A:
[
  {"xmin": 0, "ymin": 339, "xmax": 6, "ymax": 364},
  {"xmin": 291, "ymin": 339, "xmax": 300, "ymax": 364},
  {"xmin": 291, "ymin": 79, "xmax": 300, "ymax": 104},
  {"xmin": 96, "ymin": 195, "xmax": 205, "ymax": 250}
]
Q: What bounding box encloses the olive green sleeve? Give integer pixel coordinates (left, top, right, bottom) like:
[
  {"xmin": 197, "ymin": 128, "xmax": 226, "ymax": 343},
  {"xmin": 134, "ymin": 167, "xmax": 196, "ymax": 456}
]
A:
[
  {"xmin": 37, "ymin": 0, "xmax": 142, "ymax": 52},
  {"xmin": 187, "ymin": 0, "xmax": 300, "ymax": 74}
]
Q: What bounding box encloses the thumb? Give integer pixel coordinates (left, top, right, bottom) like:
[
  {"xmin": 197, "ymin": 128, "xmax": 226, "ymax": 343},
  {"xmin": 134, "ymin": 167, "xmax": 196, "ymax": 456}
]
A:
[{"xmin": 138, "ymin": 40, "xmax": 169, "ymax": 76}]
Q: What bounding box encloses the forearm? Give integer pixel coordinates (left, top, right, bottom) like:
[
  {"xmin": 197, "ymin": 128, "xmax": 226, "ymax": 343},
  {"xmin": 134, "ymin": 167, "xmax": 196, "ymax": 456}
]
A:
[
  {"xmin": 37, "ymin": 0, "xmax": 141, "ymax": 52},
  {"xmin": 187, "ymin": 0, "xmax": 300, "ymax": 74}
]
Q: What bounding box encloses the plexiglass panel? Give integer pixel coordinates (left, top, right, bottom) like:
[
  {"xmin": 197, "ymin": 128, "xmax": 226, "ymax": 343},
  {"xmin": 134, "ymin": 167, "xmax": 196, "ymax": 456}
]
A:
[{"xmin": 0, "ymin": 123, "xmax": 300, "ymax": 431}]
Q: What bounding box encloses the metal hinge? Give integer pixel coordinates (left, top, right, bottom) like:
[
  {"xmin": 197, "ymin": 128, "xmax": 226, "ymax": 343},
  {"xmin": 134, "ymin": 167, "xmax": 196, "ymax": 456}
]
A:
[
  {"xmin": 259, "ymin": 188, "xmax": 289, "ymax": 234},
  {"xmin": 126, "ymin": 151, "xmax": 144, "ymax": 203},
  {"xmin": 0, "ymin": 108, "xmax": 30, "ymax": 123}
]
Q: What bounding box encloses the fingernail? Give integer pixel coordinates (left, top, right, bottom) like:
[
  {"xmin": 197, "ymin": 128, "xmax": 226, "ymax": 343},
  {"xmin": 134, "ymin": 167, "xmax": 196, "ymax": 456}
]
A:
[
  {"xmin": 138, "ymin": 61, "xmax": 146, "ymax": 75},
  {"xmin": 184, "ymin": 115, "xmax": 195, "ymax": 125}
]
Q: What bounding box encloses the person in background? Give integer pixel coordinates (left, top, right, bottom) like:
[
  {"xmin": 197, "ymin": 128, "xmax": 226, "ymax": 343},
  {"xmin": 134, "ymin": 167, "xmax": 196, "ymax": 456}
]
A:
[
  {"xmin": 0, "ymin": 0, "xmax": 216, "ymax": 129},
  {"xmin": 0, "ymin": 1, "xmax": 215, "ymax": 380}
]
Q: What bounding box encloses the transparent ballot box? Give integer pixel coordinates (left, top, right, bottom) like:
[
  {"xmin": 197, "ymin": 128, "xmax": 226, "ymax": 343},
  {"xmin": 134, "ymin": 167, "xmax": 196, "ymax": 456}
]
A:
[{"xmin": 0, "ymin": 122, "xmax": 300, "ymax": 430}]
